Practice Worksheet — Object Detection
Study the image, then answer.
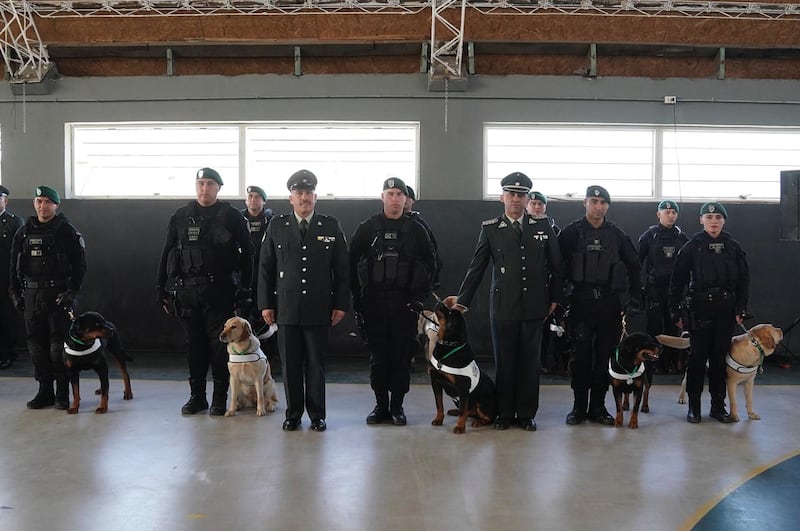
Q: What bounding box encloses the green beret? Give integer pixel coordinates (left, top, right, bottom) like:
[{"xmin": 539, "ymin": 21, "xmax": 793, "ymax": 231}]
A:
[
  {"xmin": 246, "ymin": 185, "xmax": 267, "ymax": 201},
  {"xmin": 287, "ymin": 170, "xmax": 318, "ymax": 191},
  {"xmin": 528, "ymin": 191, "xmax": 547, "ymax": 204},
  {"xmin": 586, "ymin": 185, "xmax": 611, "ymax": 204},
  {"xmin": 196, "ymin": 167, "xmax": 223, "ymax": 186},
  {"xmin": 35, "ymin": 185, "xmax": 60, "ymax": 204},
  {"xmin": 0, "ymin": 185, "xmax": 9, "ymax": 197},
  {"xmin": 406, "ymin": 185, "xmax": 416, "ymax": 201},
  {"xmin": 383, "ymin": 177, "xmax": 408, "ymax": 196},
  {"xmin": 658, "ymin": 200, "xmax": 679, "ymax": 212},
  {"xmin": 700, "ymin": 201, "xmax": 727, "ymax": 219},
  {"xmin": 500, "ymin": 172, "xmax": 532, "ymax": 193}
]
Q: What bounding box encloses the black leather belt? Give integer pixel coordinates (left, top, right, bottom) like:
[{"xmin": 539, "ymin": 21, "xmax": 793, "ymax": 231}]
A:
[
  {"xmin": 24, "ymin": 279, "xmax": 68, "ymax": 289},
  {"xmin": 572, "ymin": 287, "xmax": 611, "ymax": 300}
]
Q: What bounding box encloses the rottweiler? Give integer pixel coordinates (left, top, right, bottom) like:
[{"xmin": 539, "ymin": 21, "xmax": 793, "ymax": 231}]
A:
[
  {"xmin": 63, "ymin": 311, "xmax": 133, "ymax": 414},
  {"xmin": 609, "ymin": 332, "xmax": 661, "ymax": 429},
  {"xmin": 426, "ymin": 301, "xmax": 497, "ymax": 434}
]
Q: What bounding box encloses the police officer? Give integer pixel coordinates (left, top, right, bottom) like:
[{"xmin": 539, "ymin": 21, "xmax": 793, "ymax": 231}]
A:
[
  {"xmin": 448, "ymin": 172, "xmax": 562, "ymax": 431},
  {"xmin": 0, "ymin": 186, "xmax": 24, "ymax": 369},
  {"xmin": 638, "ymin": 200, "xmax": 688, "ymax": 373},
  {"xmin": 558, "ymin": 185, "xmax": 641, "ymax": 425},
  {"xmin": 259, "ymin": 170, "xmax": 350, "ymax": 432},
  {"xmin": 9, "ymin": 186, "xmax": 87, "ymax": 409},
  {"xmin": 404, "ymin": 185, "xmax": 443, "ymax": 291},
  {"xmin": 669, "ymin": 202, "xmax": 749, "ymax": 424},
  {"xmin": 156, "ymin": 168, "xmax": 253, "ymax": 416},
  {"xmin": 241, "ymin": 185, "xmax": 273, "ymax": 330},
  {"xmin": 350, "ymin": 178, "xmax": 435, "ymax": 425},
  {"xmin": 526, "ymin": 191, "xmax": 561, "ymax": 236}
]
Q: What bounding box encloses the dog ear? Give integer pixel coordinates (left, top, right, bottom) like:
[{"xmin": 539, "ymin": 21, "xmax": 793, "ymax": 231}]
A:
[
  {"xmin": 753, "ymin": 327, "xmax": 776, "ymax": 350},
  {"xmin": 242, "ymin": 319, "xmax": 253, "ymax": 339}
]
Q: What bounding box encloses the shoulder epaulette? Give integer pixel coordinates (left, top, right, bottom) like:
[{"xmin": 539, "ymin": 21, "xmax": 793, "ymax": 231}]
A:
[{"xmin": 482, "ymin": 217, "xmax": 500, "ymax": 226}]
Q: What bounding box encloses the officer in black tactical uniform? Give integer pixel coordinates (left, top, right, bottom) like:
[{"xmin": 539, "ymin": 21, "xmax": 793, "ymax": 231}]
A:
[
  {"xmin": 350, "ymin": 177, "xmax": 435, "ymax": 426},
  {"xmin": 558, "ymin": 185, "xmax": 642, "ymax": 426},
  {"xmin": 9, "ymin": 186, "xmax": 87, "ymax": 409},
  {"xmin": 241, "ymin": 185, "xmax": 273, "ymax": 334},
  {"xmin": 157, "ymin": 168, "xmax": 253, "ymax": 416},
  {"xmin": 449, "ymin": 173, "xmax": 562, "ymax": 431},
  {"xmin": 669, "ymin": 201, "xmax": 749, "ymax": 424},
  {"xmin": 260, "ymin": 170, "xmax": 350, "ymax": 432},
  {"xmin": 404, "ymin": 185, "xmax": 442, "ymax": 291},
  {"xmin": 637, "ymin": 200, "xmax": 688, "ymax": 374},
  {"xmin": 0, "ymin": 186, "xmax": 24, "ymax": 369}
]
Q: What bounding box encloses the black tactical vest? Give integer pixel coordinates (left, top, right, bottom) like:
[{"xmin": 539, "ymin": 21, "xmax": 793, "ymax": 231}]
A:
[
  {"xmin": 170, "ymin": 201, "xmax": 237, "ymax": 278},
  {"xmin": 570, "ymin": 222, "xmax": 619, "ymax": 286},
  {"xmin": 20, "ymin": 216, "xmax": 70, "ymax": 281},
  {"xmin": 647, "ymin": 226, "xmax": 684, "ymax": 286},
  {"xmin": 359, "ymin": 215, "xmax": 429, "ymax": 293},
  {"xmin": 691, "ymin": 237, "xmax": 738, "ymax": 292}
]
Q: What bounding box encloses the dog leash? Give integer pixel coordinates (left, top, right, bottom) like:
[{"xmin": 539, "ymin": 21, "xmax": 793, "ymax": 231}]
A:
[{"xmin": 739, "ymin": 323, "xmax": 766, "ymax": 375}]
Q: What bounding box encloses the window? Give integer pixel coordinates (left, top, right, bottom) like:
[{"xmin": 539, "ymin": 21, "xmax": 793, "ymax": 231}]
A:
[
  {"xmin": 67, "ymin": 122, "xmax": 419, "ymax": 199},
  {"xmin": 485, "ymin": 124, "xmax": 800, "ymax": 202}
]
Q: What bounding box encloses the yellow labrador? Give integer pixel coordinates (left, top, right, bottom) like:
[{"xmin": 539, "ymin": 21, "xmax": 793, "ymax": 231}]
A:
[
  {"xmin": 727, "ymin": 324, "xmax": 782, "ymax": 422},
  {"xmin": 219, "ymin": 316, "xmax": 278, "ymax": 417}
]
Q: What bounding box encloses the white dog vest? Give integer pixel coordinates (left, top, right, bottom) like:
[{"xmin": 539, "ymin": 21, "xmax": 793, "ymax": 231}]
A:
[
  {"xmin": 228, "ymin": 337, "xmax": 267, "ymax": 363},
  {"xmin": 608, "ymin": 359, "xmax": 645, "ymax": 384},
  {"xmin": 725, "ymin": 354, "xmax": 758, "ymax": 374},
  {"xmin": 430, "ymin": 350, "xmax": 481, "ymax": 393},
  {"xmin": 64, "ymin": 338, "xmax": 102, "ymax": 357}
]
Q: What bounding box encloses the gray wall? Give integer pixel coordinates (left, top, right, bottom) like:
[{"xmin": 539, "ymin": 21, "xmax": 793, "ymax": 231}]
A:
[{"xmin": 1, "ymin": 74, "xmax": 799, "ymax": 356}]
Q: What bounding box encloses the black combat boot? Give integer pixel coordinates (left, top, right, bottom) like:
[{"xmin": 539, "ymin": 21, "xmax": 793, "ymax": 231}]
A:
[
  {"xmin": 390, "ymin": 393, "xmax": 407, "ymax": 426},
  {"xmin": 26, "ymin": 377, "xmax": 55, "ymax": 409},
  {"xmin": 709, "ymin": 396, "xmax": 733, "ymax": 423},
  {"xmin": 181, "ymin": 378, "xmax": 209, "ymax": 415},
  {"xmin": 588, "ymin": 388, "xmax": 614, "ymax": 425},
  {"xmin": 566, "ymin": 389, "xmax": 588, "ymax": 425},
  {"xmin": 209, "ymin": 379, "xmax": 229, "ymax": 416},
  {"xmin": 687, "ymin": 394, "xmax": 701, "ymax": 423},
  {"xmin": 54, "ymin": 375, "xmax": 69, "ymax": 410},
  {"xmin": 366, "ymin": 392, "xmax": 390, "ymax": 425}
]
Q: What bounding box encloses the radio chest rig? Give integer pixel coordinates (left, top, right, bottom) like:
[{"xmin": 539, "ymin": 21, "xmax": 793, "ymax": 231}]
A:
[
  {"xmin": 647, "ymin": 226, "xmax": 684, "ymax": 286},
  {"xmin": 20, "ymin": 216, "xmax": 71, "ymax": 281},
  {"xmin": 691, "ymin": 237, "xmax": 738, "ymax": 293},
  {"xmin": 168, "ymin": 201, "xmax": 237, "ymax": 279},
  {"xmin": 570, "ymin": 222, "xmax": 619, "ymax": 286},
  {"xmin": 358, "ymin": 215, "xmax": 428, "ymax": 295}
]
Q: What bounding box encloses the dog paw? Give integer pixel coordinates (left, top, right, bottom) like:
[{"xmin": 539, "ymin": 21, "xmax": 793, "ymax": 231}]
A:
[
  {"xmin": 256, "ymin": 409, "xmax": 266, "ymax": 416},
  {"xmin": 747, "ymin": 412, "xmax": 760, "ymax": 420},
  {"xmin": 431, "ymin": 417, "xmax": 444, "ymax": 426},
  {"xmin": 641, "ymin": 405, "xmax": 650, "ymax": 413},
  {"xmin": 224, "ymin": 410, "xmax": 235, "ymax": 417},
  {"xmin": 95, "ymin": 407, "xmax": 107, "ymax": 414},
  {"xmin": 267, "ymin": 403, "xmax": 277, "ymax": 412},
  {"xmin": 67, "ymin": 408, "xmax": 79, "ymax": 415},
  {"xmin": 123, "ymin": 392, "xmax": 133, "ymax": 400},
  {"xmin": 678, "ymin": 397, "xmax": 686, "ymax": 404},
  {"xmin": 452, "ymin": 425, "xmax": 465, "ymax": 434},
  {"xmin": 628, "ymin": 422, "xmax": 639, "ymax": 429}
]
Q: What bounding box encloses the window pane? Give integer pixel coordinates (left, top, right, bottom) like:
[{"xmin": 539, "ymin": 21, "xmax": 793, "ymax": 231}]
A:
[
  {"xmin": 71, "ymin": 125, "xmax": 240, "ymax": 197},
  {"xmin": 485, "ymin": 126, "xmax": 654, "ymax": 199},
  {"xmin": 663, "ymin": 129, "xmax": 799, "ymax": 200},
  {"xmin": 244, "ymin": 123, "xmax": 418, "ymax": 199}
]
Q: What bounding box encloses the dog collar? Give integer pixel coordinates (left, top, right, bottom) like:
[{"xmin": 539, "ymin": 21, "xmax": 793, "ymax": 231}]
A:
[
  {"xmin": 739, "ymin": 324, "xmax": 766, "ymax": 374},
  {"xmin": 228, "ymin": 352, "xmax": 264, "ymax": 363},
  {"xmin": 608, "ymin": 357, "xmax": 645, "ymax": 384},
  {"xmin": 725, "ymin": 354, "xmax": 759, "ymax": 374},
  {"xmin": 64, "ymin": 338, "xmax": 102, "ymax": 356},
  {"xmin": 429, "ymin": 355, "xmax": 481, "ymax": 393}
]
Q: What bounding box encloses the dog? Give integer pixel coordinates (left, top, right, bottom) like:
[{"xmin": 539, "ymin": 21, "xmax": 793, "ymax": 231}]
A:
[
  {"xmin": 62, "ymin": 311, "xmax": 133, "ymax": 414},
  {"xmin": 608, "ymin": 332, "xmax": 662, "ymax": 429},
  {"xmin": 219, "ymin": 316, "xmax": 278, "ymax": 417},
  {"xmin": 424, "ymin": 301, "xmax": 497, "ymax": 434}
]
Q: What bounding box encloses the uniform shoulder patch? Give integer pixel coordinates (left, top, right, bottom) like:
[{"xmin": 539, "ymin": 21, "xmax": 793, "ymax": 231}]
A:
[{"xmin": 482, "ymin": 217, "xmax": 500, "ymax": 226}]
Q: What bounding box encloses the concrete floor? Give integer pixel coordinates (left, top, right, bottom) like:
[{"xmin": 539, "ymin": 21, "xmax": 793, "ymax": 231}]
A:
[{"xmin": 0, "ymin": 377, "xmax": 798, "ymax": 531}]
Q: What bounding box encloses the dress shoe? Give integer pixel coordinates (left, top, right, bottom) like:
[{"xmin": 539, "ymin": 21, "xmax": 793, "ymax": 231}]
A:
[
  {"xmin": 0, "ymin": 359, "xmax": 14, "ymax": 370},
  {"xmin": 310, "ymin": 419, "xmax": 327, "ymax": 432},
  {"xmin": 588, "ymin": 406, "xmax": 615, "ymax": 426},
  {"xmin": 686, "ymin": 410, "xmax": 701, "ymax": 423},
  {"xmin": 181, "ymin": 396, "xmax": 208, "ymax": 415},
  {"xmin": 282, "ymin": 418, "xmax": 301, "ymax": 431},
  {"xmin": 565, "ymin": 409, "xmax": 587, "ymax": 425},
  {"xmin": 366, "ymin": 405, "xmax": 390, "ymax": 425},
  {"xmin": 709, "ymin": 408, "xmax": 734, "ymax": 423},
  {"xmin": 494, "ymin": 418, "xmax": 511, "ymax": 430},
  {"xmin": 390, "ymin": 407, "xmax": 407, "ymax": 426},
  {"xmin": 519, "ymin": 418, "xmax": 537, "ymax": 431}
]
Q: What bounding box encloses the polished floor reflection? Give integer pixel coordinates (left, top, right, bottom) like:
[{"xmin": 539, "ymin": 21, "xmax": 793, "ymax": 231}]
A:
[{"xmin": 0, "ymin": 377, "xmax": 798, "ymax": 531}]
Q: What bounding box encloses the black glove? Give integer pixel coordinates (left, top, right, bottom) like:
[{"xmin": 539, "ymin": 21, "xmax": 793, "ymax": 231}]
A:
[
  {"xmin": 156, "ymin": 286, "xmax": 168, "ymax": 305},
  {"xmin": 56, "ymin": 290, "xmax": 78, "ymax": 311},
  {"xmin": 234, "ymin": 288, "xmax": 253, "ymax": 317},
  {"xmin": 10, "ymin": 292, "xmax": 24, "ymax": 313}
]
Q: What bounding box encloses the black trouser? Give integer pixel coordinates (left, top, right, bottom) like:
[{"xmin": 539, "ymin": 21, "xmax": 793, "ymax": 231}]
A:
[
  {"xmin": 363, "ymin": 296, "xmax": 417, "ymax": 397},
  {"xmin": 687, "ymin": 300, "xmax": 736, "ymax": 407},
  {"xmin": 278, "ymin": 325, "xmax": 329, "ymax": 422},
  {"xmin": 491, "ymin": 318, "xmax": 544, "ymax": 420},
  {"xmin": 23, "ymin": 287, "xmax": 69, "ymax": 381},
  {"xmin": 645, "ymin": 285, "xmax": 683, "ymax": 372},
  {"xmin": 176, "ymin": 281, "xmax": 235, "ymax": 383},
  {"xmin": 568, "ymin": 294, "xmax": 622, "ymax": 393},
  {"xmin": 0, "ymin": 292, "xmax": 18, "ymax": 362}
]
